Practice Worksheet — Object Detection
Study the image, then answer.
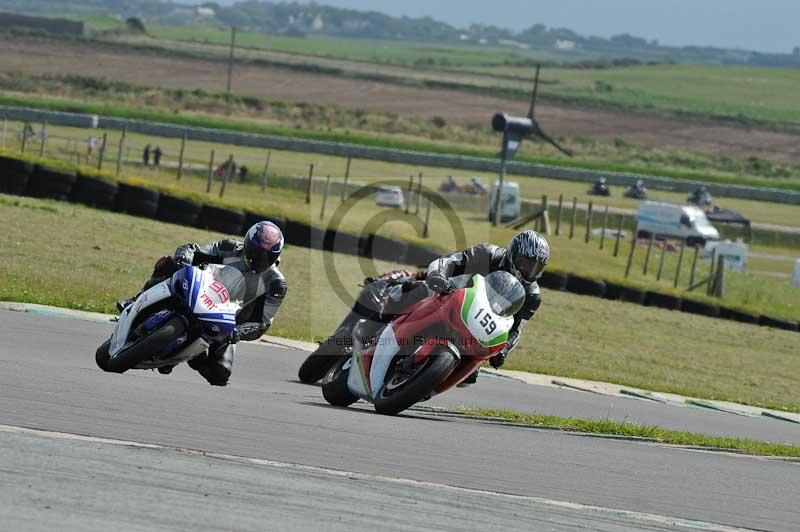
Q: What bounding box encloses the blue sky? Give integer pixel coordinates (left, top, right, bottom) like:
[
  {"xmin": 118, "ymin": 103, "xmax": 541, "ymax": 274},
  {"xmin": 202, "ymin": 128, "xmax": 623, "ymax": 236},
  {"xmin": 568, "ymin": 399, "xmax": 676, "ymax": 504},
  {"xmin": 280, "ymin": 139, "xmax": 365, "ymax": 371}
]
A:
[{"xmin": 267, "ymin": 0, "xmax": 799, "ymax": 53}]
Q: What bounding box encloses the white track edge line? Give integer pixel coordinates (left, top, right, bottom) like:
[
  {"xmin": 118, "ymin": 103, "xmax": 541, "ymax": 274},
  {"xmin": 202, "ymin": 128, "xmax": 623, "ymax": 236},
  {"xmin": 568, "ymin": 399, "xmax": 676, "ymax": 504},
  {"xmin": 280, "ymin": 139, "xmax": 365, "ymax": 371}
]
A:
[{"xmin": 0, "ymin": 423, "xmax": 761, "ymax": 532}]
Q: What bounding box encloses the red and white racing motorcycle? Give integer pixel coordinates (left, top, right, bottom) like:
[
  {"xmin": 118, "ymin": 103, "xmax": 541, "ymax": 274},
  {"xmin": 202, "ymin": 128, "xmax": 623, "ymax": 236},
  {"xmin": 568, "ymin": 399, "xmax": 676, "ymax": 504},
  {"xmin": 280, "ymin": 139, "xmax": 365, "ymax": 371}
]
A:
[{"xmin": 322, "ymin": 271, "xmax": 525, "ymax": 415}]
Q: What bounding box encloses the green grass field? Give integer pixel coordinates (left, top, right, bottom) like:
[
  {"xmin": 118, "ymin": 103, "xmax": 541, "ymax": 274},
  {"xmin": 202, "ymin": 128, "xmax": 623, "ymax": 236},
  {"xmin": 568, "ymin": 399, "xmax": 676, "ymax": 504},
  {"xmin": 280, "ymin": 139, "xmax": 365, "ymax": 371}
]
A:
[
  {"xmin": 142, "ymin": 26, "xmax": 800, "ymax": 129},
  {"xmin": 2, "ymin": 193, "xmax": 799, "ymax": 412},
  {"xmin": 4, "ymin": 137, "xmax": 798, "ymax": 323},
  {"xmin": 6, "ymin": 118, "xmax": 800, "ymax": 232}
]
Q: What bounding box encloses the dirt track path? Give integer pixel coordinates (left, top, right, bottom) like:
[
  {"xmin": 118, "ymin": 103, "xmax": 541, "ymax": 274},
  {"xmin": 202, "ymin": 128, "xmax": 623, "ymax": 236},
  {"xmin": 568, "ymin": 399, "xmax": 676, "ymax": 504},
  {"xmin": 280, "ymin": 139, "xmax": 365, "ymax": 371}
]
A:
[{"xmin": 3, "ymin": 36, "xmax": 800, "ymax": 164}]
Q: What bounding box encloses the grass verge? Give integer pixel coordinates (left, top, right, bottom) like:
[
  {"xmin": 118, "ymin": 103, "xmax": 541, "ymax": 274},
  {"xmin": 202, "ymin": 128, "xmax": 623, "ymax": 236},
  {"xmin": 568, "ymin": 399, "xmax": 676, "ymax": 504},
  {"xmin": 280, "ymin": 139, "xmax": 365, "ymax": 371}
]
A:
[
  {"xmin": 458, "ymin": 408, "xmax": 800, "ymax": 458},
  {"xmin": 2, "ymin": 91, "xmax": 799, "ymax": 193}
]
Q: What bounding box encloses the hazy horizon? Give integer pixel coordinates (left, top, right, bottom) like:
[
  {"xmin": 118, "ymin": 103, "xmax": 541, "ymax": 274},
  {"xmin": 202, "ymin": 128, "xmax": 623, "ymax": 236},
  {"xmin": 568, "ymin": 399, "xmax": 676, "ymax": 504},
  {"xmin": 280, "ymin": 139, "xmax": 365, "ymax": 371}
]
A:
[{"xmin": 189, "ymin": 0, "xmax": 800, "ymax": 54}]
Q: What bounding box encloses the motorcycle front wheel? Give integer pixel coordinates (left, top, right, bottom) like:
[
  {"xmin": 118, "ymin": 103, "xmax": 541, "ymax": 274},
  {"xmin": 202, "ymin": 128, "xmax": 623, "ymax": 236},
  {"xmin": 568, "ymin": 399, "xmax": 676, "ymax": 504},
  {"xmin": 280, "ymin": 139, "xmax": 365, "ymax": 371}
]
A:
[
  {"xmin": 321, "ymin": 356, "xmax": 358, "ymax": 407},
  {"xmin": 101, "ymin": 316, "xmax": 186, "ymax": 374},
  {"xmin": 373, "ymin": 349, "xmax": 457, "ymax": 416}
]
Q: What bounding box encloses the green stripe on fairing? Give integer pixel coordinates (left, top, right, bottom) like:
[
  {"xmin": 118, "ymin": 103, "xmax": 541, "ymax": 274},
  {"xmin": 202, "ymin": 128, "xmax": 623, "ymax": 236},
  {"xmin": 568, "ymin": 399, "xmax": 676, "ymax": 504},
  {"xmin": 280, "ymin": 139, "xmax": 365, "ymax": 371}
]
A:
[
  {"xmin": 482, "ymin": 330, "xmax": 509, "ymax": 348},
  {"xmin": 460, "ymin": 275, "xmax": 510, "ymax": 348},
  {"xmin": 460, "ymin": 275, "xmax": 479, "ymax": 324}
]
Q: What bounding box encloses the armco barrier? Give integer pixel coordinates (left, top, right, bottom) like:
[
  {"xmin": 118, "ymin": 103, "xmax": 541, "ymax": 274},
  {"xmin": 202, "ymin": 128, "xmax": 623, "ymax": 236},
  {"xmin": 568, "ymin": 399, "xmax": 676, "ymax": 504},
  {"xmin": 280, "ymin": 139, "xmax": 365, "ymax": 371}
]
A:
[
  {"xmin": 2, "ymin": 105, "xmax": 799, "ymax": 205},
  {"xmin": 0, "ymin": 153, "xmax": 796, "ymax": 332}
]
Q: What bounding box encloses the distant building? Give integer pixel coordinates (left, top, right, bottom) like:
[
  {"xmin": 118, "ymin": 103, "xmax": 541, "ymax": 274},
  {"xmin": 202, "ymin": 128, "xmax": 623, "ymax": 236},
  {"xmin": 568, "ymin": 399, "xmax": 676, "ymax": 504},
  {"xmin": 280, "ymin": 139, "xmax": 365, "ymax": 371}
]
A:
[
  {"xmin": 459, "ymin": 34, "xmax": 469, "ymax": 41},
  {"xmin": 555, "ymin": 39, "xmax": 576, "ymax": 50},
  {"xmin": 478, "ymin": 38, "xmax": 488, "ymax": 45},
  {"xmin": 312, "ymin": 15, "xmax": 324, "ymax": 31},
  {"xmin": 498, "ymin": 39, "xmax": 530, "ymax": 50},
  {"xmin": 196, "ymin": 7, "xmax": 215, "ymax": 18}
]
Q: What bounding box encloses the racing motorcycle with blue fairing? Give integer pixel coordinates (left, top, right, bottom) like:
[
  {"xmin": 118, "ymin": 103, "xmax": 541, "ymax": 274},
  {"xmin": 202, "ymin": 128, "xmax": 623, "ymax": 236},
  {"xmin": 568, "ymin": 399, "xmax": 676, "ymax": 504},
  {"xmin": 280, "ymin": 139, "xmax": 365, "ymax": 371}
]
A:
[{"xmin": 96, "ymin": 264, "xmax": 245, "ymax": 374}]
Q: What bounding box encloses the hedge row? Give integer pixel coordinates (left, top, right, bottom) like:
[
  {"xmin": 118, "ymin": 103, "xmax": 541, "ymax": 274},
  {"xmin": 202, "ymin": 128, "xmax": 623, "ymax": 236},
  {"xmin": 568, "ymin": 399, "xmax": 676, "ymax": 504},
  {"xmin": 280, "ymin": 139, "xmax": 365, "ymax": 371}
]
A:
[
  {"xmin": 0, "ymin": 155, "xmax": 439, "ymax": 267},
  {"xmin": 0, "ymin": 154, "xmax": 795, "ymax": 332},
  {"xmin": 538, "ymin": 270, "xmax": 799, "ymax": 333}
]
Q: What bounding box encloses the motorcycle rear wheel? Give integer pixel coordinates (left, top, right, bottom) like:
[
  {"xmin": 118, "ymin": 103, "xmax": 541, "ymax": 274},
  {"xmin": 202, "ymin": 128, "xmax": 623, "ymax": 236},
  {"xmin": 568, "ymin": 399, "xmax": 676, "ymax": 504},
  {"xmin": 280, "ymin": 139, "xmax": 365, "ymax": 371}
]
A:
[
  {"xmin": 373, "ymin": 349, "xmax": 457, "ymax": 416},
  {"xmin": 321, "ymin": 356, "xmax": 358, "ymax": 407},
  {"xmin": 103, "ymin": 316, "xmax": 186, "ymax": 374}
]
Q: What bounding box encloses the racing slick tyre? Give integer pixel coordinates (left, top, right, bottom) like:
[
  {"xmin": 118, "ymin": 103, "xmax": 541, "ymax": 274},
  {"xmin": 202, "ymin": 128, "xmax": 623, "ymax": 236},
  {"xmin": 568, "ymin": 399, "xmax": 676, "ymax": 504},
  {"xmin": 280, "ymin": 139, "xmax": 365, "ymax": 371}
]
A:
[
  {"xmin": 198, "ymin": 204, "xmax": 245, "ymax": 235},
  {"xmin": 321, "ymin": 356, "xmax": 358, "ymax": 407},
  {"xmin": 298, "ymin": 353, "xmax": 340, "ymax": 384},
  {"xmin": 27, "ymin": 165, "xmax": 77, "ymax": 201},
  {"xmin": 0, "ymin": 156, "xmax": 33, "ymax": 195},
  {"xmin": 103, "ymin": 316, "xmax": 186, "ymax": 374},
  {"xmin": 157, "ymin": 194, "xmax": 201, "ymax": 227},
  {"xmin": 95, "ymin": 338, "xmax": 112, "ymax": 371},
  {"xmin": 71, "ymin": 174, "xmax": 118, "ymax": 210},
  {"xmin": 115, "ymin": 183, "xmax": 159, "ymax": 218},
  {"xmin": 373, "ymin": 349, "xmax": 457, "ymax": 416}
]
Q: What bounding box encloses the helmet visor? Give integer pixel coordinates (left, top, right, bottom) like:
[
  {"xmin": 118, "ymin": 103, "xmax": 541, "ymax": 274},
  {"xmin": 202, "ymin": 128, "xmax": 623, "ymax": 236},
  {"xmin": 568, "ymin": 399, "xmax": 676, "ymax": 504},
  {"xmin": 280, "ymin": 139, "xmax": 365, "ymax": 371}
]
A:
[
  {"xmin": 514, "ymin": 255, "xmax": 546, "ymax": 283},
  {"xmin": 484, "ymin": 271, "xmax": 526, "ymax": 318},
  {"xmin": 245, "ymin": 246, "xmax": 278, "ymax": 273}
]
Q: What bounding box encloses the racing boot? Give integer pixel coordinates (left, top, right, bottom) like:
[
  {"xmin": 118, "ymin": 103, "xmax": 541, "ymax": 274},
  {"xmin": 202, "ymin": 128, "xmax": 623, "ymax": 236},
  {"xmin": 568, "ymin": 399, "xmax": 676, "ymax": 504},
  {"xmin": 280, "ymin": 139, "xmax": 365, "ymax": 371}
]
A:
[
  {"xmin": 457, "ymin": 369, "xmax": 479, "ymax": 388},
  {"xmin": 188, "ymin": 343, "xmax": 234, "ymax": 386}
]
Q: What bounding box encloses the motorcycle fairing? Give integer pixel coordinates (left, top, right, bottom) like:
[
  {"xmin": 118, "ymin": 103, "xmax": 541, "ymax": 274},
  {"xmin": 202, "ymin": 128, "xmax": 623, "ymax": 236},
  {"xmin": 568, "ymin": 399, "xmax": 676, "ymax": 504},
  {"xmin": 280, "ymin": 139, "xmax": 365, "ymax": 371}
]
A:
[
  {"xmin": 459, "ymin": 275, "xmax": 514, "ymax": 348},
  {"xmin": 110, "ymin": 280, "xmax": 172, "ymax": 356},
  {"xmin": 173, "ymin": 265, "xmax": 240, "ymax": 334}
]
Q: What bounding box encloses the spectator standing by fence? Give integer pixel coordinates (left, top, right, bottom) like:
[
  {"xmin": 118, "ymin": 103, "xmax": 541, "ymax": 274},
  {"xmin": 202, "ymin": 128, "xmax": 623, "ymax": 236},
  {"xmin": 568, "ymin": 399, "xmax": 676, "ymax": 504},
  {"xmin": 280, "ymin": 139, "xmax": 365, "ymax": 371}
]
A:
[
  {"xmin": 142, "ymin": 144, "xmax": 151, "ymax": 166},
  {"xmin": 152, "ymin": 145, "xmax": 162, "ymax": 167},
  {"xmin": 87, "ymin": 135, "xmax": 96, "ymax": 162},
  {"xmin": 238, "ymin": 164, "xmax": 248, "ymax": 183}
]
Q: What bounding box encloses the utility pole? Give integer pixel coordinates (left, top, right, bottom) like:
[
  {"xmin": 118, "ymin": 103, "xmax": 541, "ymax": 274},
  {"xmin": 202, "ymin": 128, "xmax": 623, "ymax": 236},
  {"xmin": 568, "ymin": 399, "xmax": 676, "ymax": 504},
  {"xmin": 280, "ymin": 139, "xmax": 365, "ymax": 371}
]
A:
[{"xmin": 226, "ymin": 26, "xmax": 237, "ymax": 95}]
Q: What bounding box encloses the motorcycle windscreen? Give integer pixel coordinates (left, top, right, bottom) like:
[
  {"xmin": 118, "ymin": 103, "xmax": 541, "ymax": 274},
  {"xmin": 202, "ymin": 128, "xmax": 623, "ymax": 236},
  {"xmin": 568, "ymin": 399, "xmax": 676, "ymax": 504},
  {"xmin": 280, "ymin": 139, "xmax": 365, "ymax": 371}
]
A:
[{"xmin": 111, "ymin": 280, "xmax": 172, "ymax": 355}]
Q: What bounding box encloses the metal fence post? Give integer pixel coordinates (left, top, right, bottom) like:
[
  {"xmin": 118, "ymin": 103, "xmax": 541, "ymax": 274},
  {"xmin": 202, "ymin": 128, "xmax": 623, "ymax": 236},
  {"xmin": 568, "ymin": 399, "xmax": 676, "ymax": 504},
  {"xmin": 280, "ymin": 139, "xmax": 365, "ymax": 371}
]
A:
[
  {"xmin": 219, "ymin": 159, "xmax": 234, "ymax": 198},
  {"xmin": 206, "ymin": 150, "xmax": 216, "ymax": 193},
  {"xmin": 599, "ymin": 205, "xmax": 609, "ymax": 249},
  {"xmin": 97, "ymin": 133, "xmax": 108, "ymax": 170},
  {"xmin": 21, "ymin": 122, "xmax": 29, "ymax": 153},
  {"xmin": 689, "ymin": 245, "xmax": 700, "ymax": 288},
  {"xmin": 624, "ymin": 235, "xmax": 637, "ymax": 278},
  {"xmin": 540, "ymin": 195, "xmax": 550, "ymax": 234},
  {"xmin": 341, "ymin": 156, "xmax": 351, "ymax": 202},
  {"xmin": 715, "ymin": 256, "xmax": 726, "ymax": 298},
  {"xmin": 320, "ymin": 175, "xmax": 331, "ymax": 220},
  {"xmin": 416, "ymin": 173, "xmax": 423, "ymax": 215},
  {"xmin": 405, "ymin": 175, "xmax": 413, "ymax": 215},
  {"xmin": 38, "ymin": 121, "xmax": 47, "ymax": 157},
  {"xmin": 706, "ymin": 249, "xmax": 717, "ymax": 296},
  {"xmin": 1, "ymin": 116, "xmax": 6, "ymax": 150},
  {"xmin": 305, "ymin": 163, "xmax": 314, "ymax": 204},
  {"xmin": 569, "ymin": 197, "xmax": 577, "ymax": 239},
  {"xmin": 643, "ymin": 234, "xmax": 655, "ymax": 275},
  {"xmin": 584, "ymin": 201, "xmax": 593, "ymax": 243},
  {"xmin": 613, "ymin": 216, "xmax": 623, "ymax": 257},
  {"xmin": 423, "ymin": 197, "xmax": 432, "ymax": 238},
  {"xmin": 656, "ymin": 239, "xmax": 667, "ymax": 281},
  {"xmin": 115, "ymin": 127, "xmax": 126, "ymax": 177},
  {"xmin": 674, "ymin": 240, "xmax": 686, "ymax": 288},
  {"xmin": 261, "ymin": 151, "xmax": 271, "ymax": 191},
  {"xmin": 555, "ymin": 194, "xmax": 563, "ymax": 236},
  {"xmin": 176, "ymin": 132, "xmax": 187, "ymax": 180}
]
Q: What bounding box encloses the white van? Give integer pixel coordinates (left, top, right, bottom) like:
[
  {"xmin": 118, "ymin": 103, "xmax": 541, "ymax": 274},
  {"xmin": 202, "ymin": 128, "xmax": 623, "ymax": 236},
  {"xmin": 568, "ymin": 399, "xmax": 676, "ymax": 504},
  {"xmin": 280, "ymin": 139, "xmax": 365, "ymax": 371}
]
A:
[
  {"xmin": 636, "ymin": 201, "xmax": 719, "ymax": 246},
  {"xmin": 488, "ymin": 181, "xmax": 521, "ymax": 223},
  {"xmin": 374, "ymin": 185, "xmax": 404, "ymax": 208}
]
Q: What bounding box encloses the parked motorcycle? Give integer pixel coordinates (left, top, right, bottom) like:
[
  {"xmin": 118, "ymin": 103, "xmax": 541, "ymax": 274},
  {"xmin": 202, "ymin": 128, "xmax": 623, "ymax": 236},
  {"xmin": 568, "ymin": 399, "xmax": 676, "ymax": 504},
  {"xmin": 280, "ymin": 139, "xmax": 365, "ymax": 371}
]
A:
[
  {"xmin": 321, "ymin": 271, "xmax": 525, "ymax": 415},
  {"xmin": 95, "ymin": 264, "xmax": 245, "ymax": 374}
]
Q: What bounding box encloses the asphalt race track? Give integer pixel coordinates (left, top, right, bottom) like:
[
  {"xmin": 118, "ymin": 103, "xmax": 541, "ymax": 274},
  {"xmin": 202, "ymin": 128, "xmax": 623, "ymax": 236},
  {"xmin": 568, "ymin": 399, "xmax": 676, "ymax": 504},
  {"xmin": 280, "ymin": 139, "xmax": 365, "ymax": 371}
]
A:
[{"xmin": 1, "ymin": 309, "xmax": 798, "ymax": 531}]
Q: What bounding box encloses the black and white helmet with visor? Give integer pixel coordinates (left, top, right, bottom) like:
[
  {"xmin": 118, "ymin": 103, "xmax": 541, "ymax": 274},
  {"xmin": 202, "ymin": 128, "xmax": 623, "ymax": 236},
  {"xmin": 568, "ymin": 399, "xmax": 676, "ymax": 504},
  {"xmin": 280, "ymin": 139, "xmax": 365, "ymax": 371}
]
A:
[{"xmin": 506, "ymin": 230, "xmax": 549, "ymax": 285}]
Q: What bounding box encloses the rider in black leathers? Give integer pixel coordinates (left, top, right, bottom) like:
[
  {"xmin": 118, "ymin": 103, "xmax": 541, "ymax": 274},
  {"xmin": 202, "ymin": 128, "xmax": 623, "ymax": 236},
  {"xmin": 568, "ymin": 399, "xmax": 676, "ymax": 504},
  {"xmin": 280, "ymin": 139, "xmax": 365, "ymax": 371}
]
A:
[
  {"xmin": 120, "ymin": 222, "xmax": 287, "ymax": 386},
  {"xmin": 306, "ymin": 231, "xmax": 548, "ymax": 385}
]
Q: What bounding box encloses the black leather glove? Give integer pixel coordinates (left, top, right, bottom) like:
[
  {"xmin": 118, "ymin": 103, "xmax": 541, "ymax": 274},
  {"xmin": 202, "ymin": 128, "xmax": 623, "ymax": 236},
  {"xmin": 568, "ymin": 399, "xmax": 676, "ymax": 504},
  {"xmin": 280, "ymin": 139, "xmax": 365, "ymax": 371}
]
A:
[
  {"xmin": 426, "ymin": 271, "xmax": 454, "ymax": 295},
  {"xmin": 489, "ymin": 352, "xmax": 506, "ymax": 369},
  {"xmin": 174, "ymin": 248, "xmax": 194, "ymax": 267},
  {"xmin": 229, "ymin": 328, "xmax": 241, "ymax": 345}
]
